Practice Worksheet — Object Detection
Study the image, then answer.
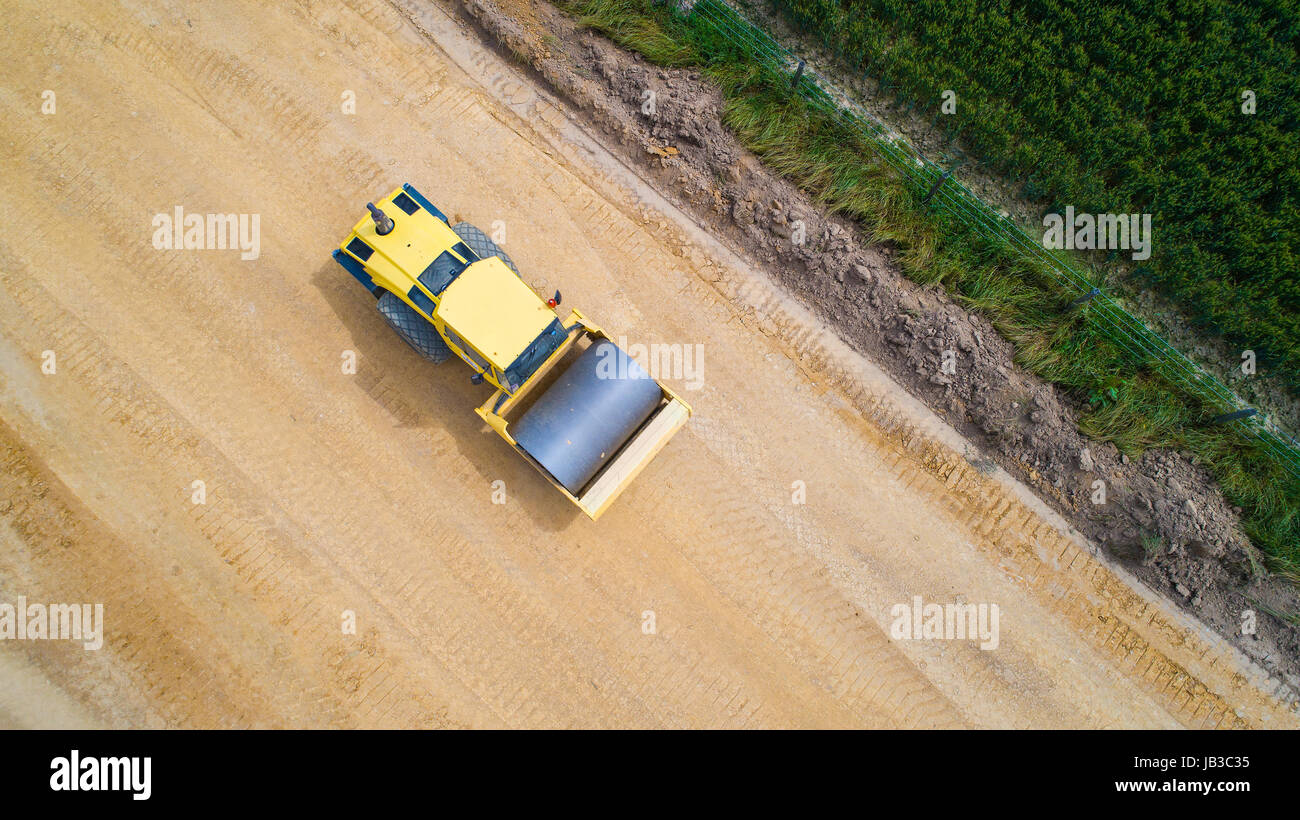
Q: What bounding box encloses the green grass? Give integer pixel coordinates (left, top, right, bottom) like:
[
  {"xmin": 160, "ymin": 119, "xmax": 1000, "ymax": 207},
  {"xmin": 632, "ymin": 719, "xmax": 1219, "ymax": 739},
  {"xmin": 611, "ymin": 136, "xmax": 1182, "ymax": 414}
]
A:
[
  {"xmin": 556, "ymin": 0, "xmax": 1300, "ymax": 573},
  {"xmin": 772, "ymin": 0, "xmax": 1300, "ymax": 397}
]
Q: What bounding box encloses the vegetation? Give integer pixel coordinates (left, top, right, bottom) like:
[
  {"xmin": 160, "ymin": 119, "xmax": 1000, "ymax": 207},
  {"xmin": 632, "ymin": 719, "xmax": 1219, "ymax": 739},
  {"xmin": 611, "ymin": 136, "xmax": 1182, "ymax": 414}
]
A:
[
  {"xmin": 772, "ymin": 0, "xmax": 1300, "ymax": 394},
  {"xmin": 557, "ymin": 0, "xmax": 1300, "ymax": 572}
]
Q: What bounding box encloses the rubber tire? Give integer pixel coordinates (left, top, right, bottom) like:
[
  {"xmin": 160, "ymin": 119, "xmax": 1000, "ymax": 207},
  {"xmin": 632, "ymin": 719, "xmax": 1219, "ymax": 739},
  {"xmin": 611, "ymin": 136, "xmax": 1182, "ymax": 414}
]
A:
[
  {"xmin": 451, "ymin": 222, "xmax": 520, "ymax": 277},
  {"xmin": 377, "ymin": 290, "xmax": 451, "ymax": 364}
]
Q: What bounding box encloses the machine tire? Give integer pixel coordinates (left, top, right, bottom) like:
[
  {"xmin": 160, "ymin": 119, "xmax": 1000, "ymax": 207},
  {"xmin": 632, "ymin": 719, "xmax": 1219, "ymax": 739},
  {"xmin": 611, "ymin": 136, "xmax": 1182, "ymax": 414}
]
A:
[
  {"xmin": 377, "ymin": 289, "xmax": 451, "ymax": 364},
  {"xmin": 451, "ymin": 222, "xmax": 521, "ymax": 277}
]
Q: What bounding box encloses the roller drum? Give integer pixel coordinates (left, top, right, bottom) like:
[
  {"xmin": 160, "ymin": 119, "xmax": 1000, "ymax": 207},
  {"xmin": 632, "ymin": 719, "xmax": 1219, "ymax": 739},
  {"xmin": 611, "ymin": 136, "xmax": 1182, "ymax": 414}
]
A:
[{"xmin": 512, "ymin": 340, "xmax": 662, "ymax": 495}]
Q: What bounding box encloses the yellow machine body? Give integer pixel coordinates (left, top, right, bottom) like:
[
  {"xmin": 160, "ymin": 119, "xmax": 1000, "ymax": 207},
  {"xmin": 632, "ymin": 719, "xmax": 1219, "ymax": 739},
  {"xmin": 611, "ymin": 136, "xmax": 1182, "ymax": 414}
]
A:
[{"xmin": 335, "ymin": 185, "xmax": 691, "ymax": 519}]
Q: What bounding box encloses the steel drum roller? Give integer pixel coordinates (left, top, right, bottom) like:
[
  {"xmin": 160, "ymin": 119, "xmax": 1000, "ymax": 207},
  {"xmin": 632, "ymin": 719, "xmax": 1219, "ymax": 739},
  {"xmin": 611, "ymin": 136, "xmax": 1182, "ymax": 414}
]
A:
[{"xmin": 512, "ymin": 340, "xmax": 662, "ymax": 494}]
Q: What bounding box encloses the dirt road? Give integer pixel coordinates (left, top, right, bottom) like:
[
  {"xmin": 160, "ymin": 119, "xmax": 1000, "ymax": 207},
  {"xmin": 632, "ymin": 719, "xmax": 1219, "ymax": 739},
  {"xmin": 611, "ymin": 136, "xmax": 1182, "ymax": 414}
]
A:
[{"xmin": 0, "ymin": 0, "xmax": 1295, "ymax": 728}]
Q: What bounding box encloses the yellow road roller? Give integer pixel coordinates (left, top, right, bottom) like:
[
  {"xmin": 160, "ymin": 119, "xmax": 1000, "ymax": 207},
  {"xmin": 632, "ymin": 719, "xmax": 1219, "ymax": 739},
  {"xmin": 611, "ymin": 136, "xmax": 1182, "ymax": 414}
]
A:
[{"xmin": 333, "ymin": 184, "xmax": 691, "ymax": 519}]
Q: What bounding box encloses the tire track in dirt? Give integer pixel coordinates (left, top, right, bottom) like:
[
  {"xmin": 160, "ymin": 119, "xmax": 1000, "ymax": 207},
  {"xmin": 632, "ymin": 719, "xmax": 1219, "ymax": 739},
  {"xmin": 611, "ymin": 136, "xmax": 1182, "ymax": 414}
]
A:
[{"xmin": 0, "ymin": 249, "xmax": 475, "ymax": 727}]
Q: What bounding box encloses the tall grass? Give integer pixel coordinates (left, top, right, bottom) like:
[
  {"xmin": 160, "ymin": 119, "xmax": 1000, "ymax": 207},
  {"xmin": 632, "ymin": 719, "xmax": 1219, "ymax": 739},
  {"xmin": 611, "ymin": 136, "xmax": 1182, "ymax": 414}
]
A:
[{"xmin": 774, "ymin": 0, "xmax": 1300, "ymax": 398}]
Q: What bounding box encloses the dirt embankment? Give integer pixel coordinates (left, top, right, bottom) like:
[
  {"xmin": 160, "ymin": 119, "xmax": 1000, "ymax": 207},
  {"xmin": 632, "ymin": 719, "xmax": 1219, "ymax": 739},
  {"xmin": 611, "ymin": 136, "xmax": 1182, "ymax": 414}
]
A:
[{"xmin": 453, "ymin": 0, "xmax": 1300, "ymax": 686}]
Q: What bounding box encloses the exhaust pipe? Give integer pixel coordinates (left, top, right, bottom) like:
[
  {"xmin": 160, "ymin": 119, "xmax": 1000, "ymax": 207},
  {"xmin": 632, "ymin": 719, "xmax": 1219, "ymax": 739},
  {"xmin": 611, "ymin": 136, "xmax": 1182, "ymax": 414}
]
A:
[{"xmin": 366, "ymin": 202, "xmax": 394, "ymax": 236}]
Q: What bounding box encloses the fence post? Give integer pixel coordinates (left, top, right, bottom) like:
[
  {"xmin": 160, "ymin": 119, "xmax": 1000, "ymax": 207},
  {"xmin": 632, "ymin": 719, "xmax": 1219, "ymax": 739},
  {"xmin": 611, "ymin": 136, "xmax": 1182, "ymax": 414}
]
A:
[
  {"xmin": 921, "ymin": 169, "xmax": 952, "ymax": 204},
  {"xmin": 1069, "ymin": 287, "xmax": 1101, "ymax": 308},
  {"xmin": 791, "ymin": 59, "xmax": 806, "ymax": 89},
  {"xmin": 1211, "ymin": 408, "xmax": 1258, "ymax": 424}
]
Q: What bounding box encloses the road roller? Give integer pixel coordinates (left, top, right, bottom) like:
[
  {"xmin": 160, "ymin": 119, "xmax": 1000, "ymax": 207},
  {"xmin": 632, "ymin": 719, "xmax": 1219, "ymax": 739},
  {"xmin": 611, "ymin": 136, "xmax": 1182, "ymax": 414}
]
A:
[{"xmin": 332, "ymin": 184, "xmax": 692, "ymax": 519}]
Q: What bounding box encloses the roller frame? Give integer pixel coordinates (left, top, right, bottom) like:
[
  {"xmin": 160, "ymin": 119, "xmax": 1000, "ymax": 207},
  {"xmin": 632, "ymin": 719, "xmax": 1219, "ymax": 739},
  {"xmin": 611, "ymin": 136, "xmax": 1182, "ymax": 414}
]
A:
[{"xmin": 474, "ymin": 310, "xmax": 692, "ymax": 520}]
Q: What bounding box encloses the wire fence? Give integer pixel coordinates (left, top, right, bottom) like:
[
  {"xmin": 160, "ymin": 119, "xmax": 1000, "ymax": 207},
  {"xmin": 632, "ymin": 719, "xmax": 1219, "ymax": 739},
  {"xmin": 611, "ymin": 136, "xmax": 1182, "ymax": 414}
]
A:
[{"xmin": 675, "ymin": 0, "xmax": 1300, "ymax": 479}]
